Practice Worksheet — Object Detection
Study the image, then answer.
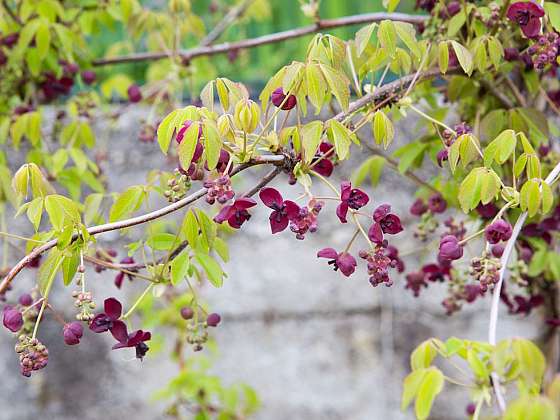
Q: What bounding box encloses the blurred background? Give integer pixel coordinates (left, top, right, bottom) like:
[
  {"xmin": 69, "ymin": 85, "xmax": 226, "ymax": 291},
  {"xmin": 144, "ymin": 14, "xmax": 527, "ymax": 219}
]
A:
[{"xmin": 0, "ymin": 0, "xmax": 544, "ymax": 419}]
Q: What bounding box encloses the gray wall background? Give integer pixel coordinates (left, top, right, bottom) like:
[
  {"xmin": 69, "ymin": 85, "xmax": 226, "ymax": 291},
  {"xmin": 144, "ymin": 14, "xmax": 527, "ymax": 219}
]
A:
[{"xmin": 0, "ymin": 108, "xmax": 541, "ymax": 420}]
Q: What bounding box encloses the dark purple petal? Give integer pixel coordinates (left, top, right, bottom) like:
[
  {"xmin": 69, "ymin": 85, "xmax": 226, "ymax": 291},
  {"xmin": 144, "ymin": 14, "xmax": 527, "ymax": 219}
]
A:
[
  {"xmin": 438, "ymin": 235, "xmax": 463, "ymax": 261},
  {"xmin": 104, "ymin": 298, "xmax": 122, "ymax": 320},
  {"xmin": 214, "ymin": 204, "xmax": 235, "ymax": 224},
  {"xmin": 336, "ymin": 202, "xmax": 349, "ymax": 223},
  {"xmin": 110, "ymin": 320, "xmax": 129, "ymax": 343},
  {"xmin": 259, "ymin": 187, "xmax": 283, "ymax": 209},
  {"xmin": 367, "ymin": 222, "xmax": 383, "ymax": 244},
  {"xmin": 380, "ymin": 214, "xmax": 403, "ymax": 235},
  {"xmin": 373, "ymin": 204, "xmax": 391, "ymax": 223},
  {"xmin": 89, "ymin": 314, "xmax": 112, "ymax": 333},
  {"xmin": 317, "ymin": 248, "xmax": 338, "ymax": 259},
  {"xmin": 284, "ymin": 200, "xmax": 300, "ymax": 220},
  {"xmin": 234, "ymin": 197, "xmax": 257, "ymax": 210},
  {"xmin": 485, "ymin": 220, "xmax": 513, "ymax": 244},
  {"xmin": 313, "ymin": 158, "xmax": 334, "ymax": 177},
  {"xmin": 339, "ymin": 181, "xmax": 351, "ymax": 201},
  {"xmin": 269, "ymin": 211, "xmax": 289, "ymax": 234}
]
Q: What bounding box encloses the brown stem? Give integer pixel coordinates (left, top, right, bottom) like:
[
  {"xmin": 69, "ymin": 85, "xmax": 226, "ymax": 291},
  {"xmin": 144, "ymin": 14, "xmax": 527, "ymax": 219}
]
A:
[
  {"xmin": 0, "ymin": 156, "xmax": 286, "ymax": 294},
  {"xmin": 93, "ymin": 12, "xmax": 427, "ymax": 66}
]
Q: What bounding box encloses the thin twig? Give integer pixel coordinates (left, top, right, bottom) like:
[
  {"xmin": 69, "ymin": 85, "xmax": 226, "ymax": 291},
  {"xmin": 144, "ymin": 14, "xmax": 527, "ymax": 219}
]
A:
[
  {"xmin": 200, "ymin": 0, "xmax": 254, "ymax": 47},
  {"xmin": 93, "ymin": 13, "xmax": 427, "ymax": 66}
]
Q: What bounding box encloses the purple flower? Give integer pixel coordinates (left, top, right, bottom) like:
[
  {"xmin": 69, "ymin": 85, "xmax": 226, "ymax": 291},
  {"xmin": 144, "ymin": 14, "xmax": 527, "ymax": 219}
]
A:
[
  {"xmin": 386, "ymin": 245, "xmax": 405, "ymax": 273},
  {"xmin": 259, "ymin": 187, "xmax": 300, "ymax": 234},
  {"xmin": 18, "ymin": 294, "xmax": 33, "ymax": 306},
  {"xmin": 422, "ymin": 263, "xmax": 450, "ymax": 282},
  {"xmin": 428, "ymin": 194, "xmax": 447, "ymax": 213},
  {"xmin": 180, "ymin": 307, "xmax": 194, "ymax": 320},
  {"xmin": 127, "ymin": 84, "xmax": 143, "ymax": 103},
  {"xmin": 336, "ymin": 181, "xmax": 369, "ymax": 223},
  {"xmin": 89, "ymin": 297, "xmax": 125, "ymax": 334},
  {"xmin": 312, "ymin": 142, "xmax": 336, "ymax": 177},
  {"xmin": 176, "ymin": 120, "xmax": 203, "ymax": 145},
  {"xmin": 206, "ymin": 313, "xmax": 221, "ymax": 327},
  {"xmin": 271, "ymin": 87, "xmax": 297, "ymax": 110},
  {"xmin": 110, "ymin": 321, "xmax": 151, "ymax": 360},
  {"xmin": 507, "ymin": 1, "xmax": 545, "ymax": 38},
  {"xmin": 405, "ymin": 271, "xmax": 428, "ymax": 297},
  {"xmin": 3, "ymin": 307, "xmax": 23, "ymax": 332},
  {"xmin": 63, "ymin": 322, "xmax": 84, "ymax": 345},
  {"xmin": 214, "ymin": 197, "xmax": 257, "ymax": 229},
  {"xmin": 410, "ymin": 198, "xmax": 428, "ymax": 216},
  {"xmin": 114, "ymin": 257, "xmax": 137, "ymax": 289},
  {"xmin": 476, "ymin": 202, "xmax": 499, "ymax": 219},
  {"xmin": 438, "ymin": 235, "xmax": 463, "ymax": 261},
  {"xmin": 317, "ymin": 248, "xmax": 357, "ymax": 277},
  {"xmin": 436, "ymin": 149, "xmax": 448, "ymax": 167},
  {"xmin": 463, "ymin": 284, "xmax": 483, "ymax": 303},
  {"xmin": 81, "ymin": 70, "xmax": 96, "ymax": 85},
  {"xmin": 513, "ymin": 294, "xmax": 544, "ymax": 315},
  {"xmin": 504, "ymin": 47, "xmax": 520, "ymax": 61},
  {"xmin": 485, "ymin": 220, "xmax": 513, "ymax": 244},
  {"xmin": 372, "ymin": 204, "xmax": 403, "ymax": 234}
]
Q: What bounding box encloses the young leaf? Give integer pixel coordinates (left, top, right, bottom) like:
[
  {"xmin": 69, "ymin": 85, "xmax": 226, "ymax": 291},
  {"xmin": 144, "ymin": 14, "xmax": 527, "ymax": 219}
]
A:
[
  {"xmin": 178, "ymin": 122, "xmax": 200, "ymax": 171},
  {"xmin": 109, "ymin": 186, "xmax": 144, "ymax": 222},
  {"xmin": 372, "ymin": 111, "xmax": 395, "ymax": 149},
  {"xmin": 410, "ymin": 340, "xmax": 437, "ymax": 370},
  {"xmin": 170, "ymin": 251, "xmax": 190, "ymax": 286},
  {"xmin": 451, "ymin": 41, "xmax": 473, "ymax": 75},
  {"xmin": 195, "ymin": 252, "xmax": 223, "ymax": 287},
  {"xmin": 328, "ymin": 120, "xmax": 352, "ymax": 160},
  {"xmin": 438, "ymin": 42, "xmax": 449, "ymax": 74},
  {"xmin": 415, "ymin": 368, "xmax": 444, "ymax": 420}
]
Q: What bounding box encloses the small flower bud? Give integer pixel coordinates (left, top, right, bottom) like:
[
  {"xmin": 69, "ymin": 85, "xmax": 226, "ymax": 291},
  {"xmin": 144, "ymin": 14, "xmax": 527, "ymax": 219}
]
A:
[
  {"xmin": 63, "ymin": 322, "xmax": 84, "ymax": 345},
  {"xmin": 206, "ymin": 313, "xmax": 221, "ymax": 327},
  {"xmin": 180, "ymin": 307, "xmax": 194, "ymax": 320},
  {"xmin": 3, "ymin": 307, "xmax": 23, "ymax": 332},
  {"xmin": 233, "ymin": 99, "xmax": 260, "ymax": 133}
]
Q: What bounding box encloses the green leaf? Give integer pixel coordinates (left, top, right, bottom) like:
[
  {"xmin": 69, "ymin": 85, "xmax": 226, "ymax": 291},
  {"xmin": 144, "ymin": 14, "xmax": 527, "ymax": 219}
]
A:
[
  {"xmin": 467, "ymin": 349, "xmax": 488, "ymax": 379},
  {"xmin": 415, "ymin": 368, "xmax": 444, "ymax": 420},
  {"xmin": 542, "ymin": 182, "xmax": 553, "ymax": 214},
  {"xmin": 305, "ymin": 63, "xmax": 327, "ymax": 114},
  {"xmin": 109, "ymin": 185, "xmax": 144, "ymax": 222},
  {"xmin": 44, "ymin": 194, "xmax": 80, "ymax": 231},
  {"xmin": 36, "ymin": 21, "xmax": 51, "ymax": 59},
  {"xmin": 62, "ymin": 252, "xmax": 80, "ymax": 286},
  {"xmin": 170, "ymin": 251, "xmax": 190, "ymax": 286},
  {"xmin": 438, "ymin": 42, "xmax": 449, "ymax": 74},
  {"xmin": 84, "ymin": 193, "xmax": 103, "ymax": 225},
  {"xmin": 301, "ymin": 121, "xmax": 323, "ymax": 164},
  {"xmin": 520, "ymin": 179, "xmax": 541, "ymax": 218},
  {"xmin": 213, "ymin": 237, "xmax": 229, "ymax": 262},
  {"xmin": 372, "ymin": 111, "xmax": 394, "ymax": 149},
  {"xmin": 202, "ymin": 121, "xmax": 221, "ymax": 170},
  {"xmin": 178, "ymin": 122, "xmax": 200, "ymax": 171},
  {"xmin": 484, "ymin": 129, "xmax": 516, "ymax": 166},
  {"xmin": 401, "ymin": 369, "xmax": 428, "ymax": 410},
  {"xmin": 147, "ymin": 233, "xmax": 177, "ymax": 251},
  {"xmin": 487, "ymin": 36, "xmax": 504, "ymax": 69},
  {"xmin": 529, "ymin": 246, "xmax": 548, "ymax": 277},
  {"xmin": 37, "ymin": 247, "xmax": 64, "ymax": 296},
  {"xmin": 394, "ymin": 142, "xmax": 427, "ymax": 174},
  {"xmin": 411, "ymin": 340, "xmax": 437, "ymax": 370},
  {"xmin": 319, "ymin": 64, "xmax": 350, "ymax": 111},
  {"xmin": 511, "ymin": 338, "xmax": 545, "ymax": 392},
  {"xmin": 352, "ymin": 156, "xmax": 386, "ymax": 187},
  {"xmin": 447, "ymin": 10, "xmax": 466, "ymax": 36},
  {"xmin": 26, "ymin": 197, "xmax": 43, "ymax": 231},
  {"xmin": 181, "ymin": 210, "xmax": 199, "ymax": 248},
  {"xmin": 355, "ymin": 23, "xmax": 377, "ymax": 57},
  {"xmin": 451, "ymin": 41, "xmax": 473, "ymax": 75},
  {"xmin": 394, "ymin": 22, "xmax": 421, "ymax": 59},
  {"xmin": 378, "ymin": 20, "xmax": 397, "ymax": 57},
  {"xmin": 157, "ymin": 110, "xmax": 179, "ymax": 154},
  {"xmin": 545, "ymin": 2, "xmax": 560, "ymax": 32},
  {"xmin": 504, "ymin": 396, "xmax": 558, "ymax": 420},
  {"xmin": 328, "ymin": 120, "xmax": 352, "ymax": 160},
  {"xmin": 195, "ymin": 252, "xmax": 223, "ymax": 287},
  {"xmin": 195, "ymin": 209, "xmax": 216, "ymax": 250}
]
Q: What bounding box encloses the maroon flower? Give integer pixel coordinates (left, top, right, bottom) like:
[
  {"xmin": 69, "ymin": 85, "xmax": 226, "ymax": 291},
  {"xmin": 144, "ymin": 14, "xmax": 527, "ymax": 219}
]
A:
[
  {"xmin": 405, "ymin": 271, "xmax": 428, "ymax": 297},
  {"xmin": 81, "ymin": 70, "xmax": 96, "ymax": 85},
  {"xmin": 507, "ymin": 1, "xmax": 545, "ymax": 38},
  {"xmin": 259, "ymin": 187, "xmax": 300, "ymax": 234},
  {"xmin": 271, "ymin": 87, "xmax": 297, "ymax": 110},
  {"xmin": 214, "ymin": 197, "xmax": 257, "ymax": 229},
  {"xmin": 372, "ymin": 204, "xmax": 403, "ymax": 234},
  {"xmin": 3, "ymin": 307, "xmax": 23, "ymax": 332},
  {"xmin": 438, "ymin": 235, "xmax": 463, "ymax": 261},
  {"xmin": 18, "ymin": 294, "xmax": 33, "ymax": 306},
  {"xmin": 63, "ymin": 322, "xmax": 84, "ymax": 345},
  {"xmin": 476, "ymin": 202, "xmax": 499, "ymax": 219},
  {"xmin": 206, "ymin": 313, "xmax": 221, "ymax": 327},
  {"xmin": 311, "ymin": 142, "xmax": 336, "ymax": 177},
  {"xmin": 410, "ymin": 198, "xmax": 428, "ymax": 216},
  {"xmin": 176, "ymin": 120, "xmax": 203, "ymax": 145},
  {"xmin": 180, "ymin": 307, "xmax": 194, "ymax": 320},
  {"xmin": 428, "ymin": 194, "xmax": 447, "ymax": 213},
  {"xmin": 513, "ymin": 294, "xmax": 544, "ymax": 315},
  {"xmin": 491, "ymin": 244, "xmax": 505, "ymax": 258},
  {"xmin": 485, "ymin": 220, "xmax": 513, "ymax": 244},
  {"xmin": 89, "ymin": 298, "xmax": 125, "ymax": 334},
  {"xmin": 317, "ymin": 248, "xmax": 357, "ymax": 277},
  {"xmin": 110, "ymin": 321, "xmax": 151, "ymax": 360},
  {"xmin": 463, "ymin": 284, "xmax": 483, "ymax": 303},
  {"xmin": 504, "ymin": 47, "xmax": 520, "ymax": 61},
  {"xmin": 336, "ymin": 181, "xmax": 369, "ymax": 223},
  {"xmin": 127, "ymin": 84, "xmax": 143, "ymax": 103},
  {"xmin": 422, "ymin": 263, "xmax": 450, "ymax": 282},
  {"xmin": 436, "ymin": 149, "xmax": 448, "ymax": 167}
]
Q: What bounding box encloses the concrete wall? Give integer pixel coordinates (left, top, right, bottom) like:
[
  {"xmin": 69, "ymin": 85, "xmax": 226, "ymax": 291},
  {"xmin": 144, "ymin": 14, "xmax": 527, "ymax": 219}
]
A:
[{"xmin": 0, "ymin": 108, "xmax": 541, "ymax": 419}]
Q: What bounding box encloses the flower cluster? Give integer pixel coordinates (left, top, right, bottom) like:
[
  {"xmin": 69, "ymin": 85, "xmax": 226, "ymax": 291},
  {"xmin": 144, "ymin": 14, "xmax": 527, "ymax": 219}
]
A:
[
  {"xmin": 527, "ymin": 32, "xmax": 560, "ymax": 70},
  {"xmin": 290, "ymin": 199, "xmax": 323, "ymax": 240},
  {"xmin": 15, "ymin": 335, "xmax": 49, "ymax": 377},
  {"xmin": 204, "ymin": 175, "xmax": 235, "ymax": 205}
]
